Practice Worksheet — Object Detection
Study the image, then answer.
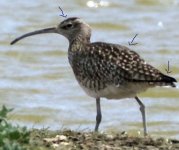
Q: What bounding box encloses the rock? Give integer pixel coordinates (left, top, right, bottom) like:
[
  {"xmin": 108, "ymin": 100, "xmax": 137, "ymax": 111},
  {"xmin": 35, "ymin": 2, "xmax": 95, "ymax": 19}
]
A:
[
  {"xmin": 52, "ymin": 143, "xmax": 59, "ymax": 148},
  {"xmin": 56, "ymin": 135, "xmax": 68, "ymax": 141}
]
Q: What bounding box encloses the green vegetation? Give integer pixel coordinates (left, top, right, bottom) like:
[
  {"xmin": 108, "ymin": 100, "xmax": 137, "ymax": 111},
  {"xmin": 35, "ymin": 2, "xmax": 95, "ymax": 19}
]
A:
[{"xmin": 0, "ymin": 105, "xmax": 29, "ymax": 150}]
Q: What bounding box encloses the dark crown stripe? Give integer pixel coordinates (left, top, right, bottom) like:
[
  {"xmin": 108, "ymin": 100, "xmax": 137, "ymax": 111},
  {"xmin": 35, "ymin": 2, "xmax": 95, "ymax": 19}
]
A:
[{"xmin": 61, "ymin": 17, "xmax": 79, "ymax": 24}]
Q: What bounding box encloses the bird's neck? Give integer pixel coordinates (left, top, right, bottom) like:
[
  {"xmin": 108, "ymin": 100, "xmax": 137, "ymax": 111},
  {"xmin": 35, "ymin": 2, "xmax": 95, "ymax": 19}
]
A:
[
  {"xmin": 68, "ymin": 34, "xmax": 90, "ymax": 68},
  {"xmin": 69, "ymin": 34, "xmax": 91, "ymax": 52}
]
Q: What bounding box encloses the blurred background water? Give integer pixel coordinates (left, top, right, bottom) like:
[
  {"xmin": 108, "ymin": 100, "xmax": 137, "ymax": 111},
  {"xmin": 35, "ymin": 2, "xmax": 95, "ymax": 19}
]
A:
[{"xmin": 0, "ymin": 0, "xmax": 179, "ymax": 138}]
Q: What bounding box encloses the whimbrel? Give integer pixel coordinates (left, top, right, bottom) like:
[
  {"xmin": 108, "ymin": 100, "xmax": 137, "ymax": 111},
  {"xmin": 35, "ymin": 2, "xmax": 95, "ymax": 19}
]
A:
[{"xmin": 11, "ymin": 17, "xmax": 177, "ymax": 136}]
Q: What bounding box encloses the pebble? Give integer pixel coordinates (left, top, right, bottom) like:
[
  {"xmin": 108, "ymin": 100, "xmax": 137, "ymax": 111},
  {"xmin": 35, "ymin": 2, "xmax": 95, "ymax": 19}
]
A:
[{"xmin": 56, "ymin": 135, "xmax": 68, "ymax": 141}]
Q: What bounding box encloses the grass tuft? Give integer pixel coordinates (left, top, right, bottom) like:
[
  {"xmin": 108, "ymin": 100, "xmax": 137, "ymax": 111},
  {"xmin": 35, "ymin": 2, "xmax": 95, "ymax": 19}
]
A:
[{"xmin": 0, "ymin": 105, "xmax": 30, "ymax": 150}]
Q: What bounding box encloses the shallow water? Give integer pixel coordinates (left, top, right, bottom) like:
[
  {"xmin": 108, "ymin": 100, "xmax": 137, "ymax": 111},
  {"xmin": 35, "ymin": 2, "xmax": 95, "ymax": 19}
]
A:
[{"xmin": 1, "ymin": 0, "xmax": 179, "ymax": 138}]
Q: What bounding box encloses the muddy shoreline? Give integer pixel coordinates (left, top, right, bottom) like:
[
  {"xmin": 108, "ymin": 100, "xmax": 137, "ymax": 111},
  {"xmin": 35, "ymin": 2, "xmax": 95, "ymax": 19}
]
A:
[{"xmin": 30, "ymin": 129, "xmax": 179, "ymax": 150}]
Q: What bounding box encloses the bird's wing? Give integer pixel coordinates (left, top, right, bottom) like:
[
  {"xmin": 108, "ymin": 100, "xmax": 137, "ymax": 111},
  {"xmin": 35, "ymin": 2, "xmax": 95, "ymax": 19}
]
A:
[{"xmin": 81, "ymin": 42, "xmax": 176, "ymax": 86}]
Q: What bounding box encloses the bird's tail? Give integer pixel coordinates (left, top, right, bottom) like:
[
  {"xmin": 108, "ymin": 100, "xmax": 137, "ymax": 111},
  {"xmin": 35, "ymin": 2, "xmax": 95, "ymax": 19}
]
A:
[{"xmin": 159, "ymin": 74, "xmax": 177, "ymax": 87}]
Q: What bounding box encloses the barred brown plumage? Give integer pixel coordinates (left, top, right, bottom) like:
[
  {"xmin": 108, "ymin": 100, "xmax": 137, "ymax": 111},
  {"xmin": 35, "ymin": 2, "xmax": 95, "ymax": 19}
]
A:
[{"xmin": 10, "ymin": 17, "xmax": 177, "ymax": 136}]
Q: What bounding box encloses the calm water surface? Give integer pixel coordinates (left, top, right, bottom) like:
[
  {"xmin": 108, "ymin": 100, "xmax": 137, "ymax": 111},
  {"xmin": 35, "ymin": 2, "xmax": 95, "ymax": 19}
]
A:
[{"xmin": 1, "ymin": 0, "xmax": 179, "ymax": 138}]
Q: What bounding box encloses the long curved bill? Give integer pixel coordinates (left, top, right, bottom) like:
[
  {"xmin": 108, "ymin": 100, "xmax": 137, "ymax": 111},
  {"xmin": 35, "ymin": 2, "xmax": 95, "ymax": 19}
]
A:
[{"xmin": 10, "ymin": 27, "xmax": 56, "ymax": 45}]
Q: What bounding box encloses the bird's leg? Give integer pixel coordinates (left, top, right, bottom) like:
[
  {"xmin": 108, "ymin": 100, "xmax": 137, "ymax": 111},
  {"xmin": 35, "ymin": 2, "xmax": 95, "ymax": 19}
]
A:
[
  {"xmin": 135, "ymin": 96, "xmax": 147, "ymax": 136},
  {"xmin": 95, "ymin": 98, "xmax": 102, "ymax": 132}
]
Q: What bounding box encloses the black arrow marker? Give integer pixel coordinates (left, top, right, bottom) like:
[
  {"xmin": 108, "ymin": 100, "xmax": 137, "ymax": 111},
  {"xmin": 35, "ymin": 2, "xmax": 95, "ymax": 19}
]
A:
[
  {"xmin": 165, "ymin": 61, "xmax": 172, "ymax": 74},
  {"xmin": 59, "ymin": 6, "xmax": 67, "ymax": 18},
  {"xmin": 128, "ymin": 34, "xmax": 138, "ymax": 46}
]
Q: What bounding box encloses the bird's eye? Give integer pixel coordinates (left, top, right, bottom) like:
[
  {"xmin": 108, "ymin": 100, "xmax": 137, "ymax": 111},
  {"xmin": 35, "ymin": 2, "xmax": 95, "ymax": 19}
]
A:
[
  {"xmin": 61, "ymin": 23, "xmax": 73, "ymax": 30},
  {"xmin": 66, "ymin": 24, "xmax": 73, "ymax": 28}
]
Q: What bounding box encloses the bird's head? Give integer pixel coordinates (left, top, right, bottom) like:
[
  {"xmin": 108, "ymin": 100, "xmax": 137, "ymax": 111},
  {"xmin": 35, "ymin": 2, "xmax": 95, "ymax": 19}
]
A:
[{"xmin": 10, "ymin": 17, "xmax": 91, "ymax": 45}]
